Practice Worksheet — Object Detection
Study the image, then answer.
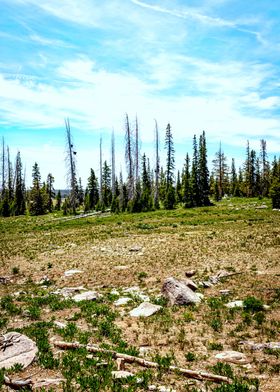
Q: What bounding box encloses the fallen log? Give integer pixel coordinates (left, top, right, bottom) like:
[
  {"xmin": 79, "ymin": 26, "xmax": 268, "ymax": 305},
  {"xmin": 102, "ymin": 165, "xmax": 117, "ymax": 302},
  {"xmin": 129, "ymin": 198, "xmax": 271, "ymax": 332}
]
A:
[
  {"xmin": 4, "ymin": 375, "xmax": 32, "ymax": 390},
  {"xmin": 53, "ymin": 340, "xmax": 231, "ymax": 384}
]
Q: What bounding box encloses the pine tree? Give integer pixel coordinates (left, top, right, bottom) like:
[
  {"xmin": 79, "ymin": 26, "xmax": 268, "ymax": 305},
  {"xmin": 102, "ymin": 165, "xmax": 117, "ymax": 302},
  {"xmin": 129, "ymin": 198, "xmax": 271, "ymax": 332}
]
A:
[
  {"xmin": 87, "ymin": 169, "xmax": 99, "ymax": 210},
  {"xmin": 14, "ymin": 152, "xmax": 26, "ymax": 215},
  {"xmin": 29, "ymin": 162, "xmax": 48, "ymax": 216},
  {"xmin": 212, "ymin": 143, "xmax": 229, "ymax": 200},
  {"xmin": 175, "ymin": 170, "xmax": 182, "ymax": 203},
  {"xmin": 46, "ymin": 173, "xmax": 55, "ymax": 212},
  {"xmin": 198, "ymin": 131, "xmax": 210, "ymax": 206},
  {"xmin": 140, "ymin": 153, "xmax": 153, "ymax": 211},
  {"xmin": 191, "ymin": 135, "xmax": 200, "ymax": 206},
  {"xmin": 182, "ymin": 153, "xmax": 192, "ymax": 208},
  {"xmin": 230, "ymin": 158, "xmax": 238, "ymax": 196},
  {"xmin": 77, "ymin": 177, "xmax": 84, "ymax": 206},
  {"xmin": 164, "ymin": 123, "xmax": 175, "ymax": 209},
  {"xmin": 102, "ymin": 161, "xmax": 112, "ymax": 208},
  {"xmin": 55, "ymin": 190, "xmax": 62, "ymax": 211}
]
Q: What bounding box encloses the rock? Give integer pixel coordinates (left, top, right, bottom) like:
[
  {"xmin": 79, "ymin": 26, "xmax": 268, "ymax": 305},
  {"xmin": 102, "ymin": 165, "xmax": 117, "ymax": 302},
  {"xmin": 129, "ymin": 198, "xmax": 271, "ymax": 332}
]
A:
[
  {"xmin": 148, "ymin": 386, "xmax": 176, "ymax": 392},
  {"xmin": 162, "ymin": 277, "xmax": 201, "ymax": 306},
  {"xmin": 112, "ymin": 370, "xmax": 135, "ymax": 379},
  {"xmin": 240, "ymin": 341, "xmax": 280, "ymax": 351},
  {"xmin": 38, "ymin": 276, "xmax": 51, "ymax": 285},
  {"xmin": 185, "ymin": 270, "xmax": 196, "ymax": 278},
  {"xmin": 0, "ymin": 276, "xmax": 10, "ymax": 284},
  {"xmin": 139, "ymin": 346, "xmax": 152, "ymax": 357},
  {"xmin": 256, "ymin": 205, "xmax": 268, "ymax": 209},
  {"xmin": 226, "ymin": 300, "xmax": 244, "ymax": 308},
  {"xmin": 0, "ymin": 332, "xmax": 38, "ymax": 369},
  {"xmin": 129, "ymin": 245, "xmax": 142, "ymax": 252},
  {"xmin": 114, "ymin": 265, "xmax": 129, "ymax": 270},
  {"xmin": 220, "ymin": 289, "xmax": 231, "ymax": 296},
  {"xmin": 72, "ymin": 290, "xmax": 100, "ymax": 302},
  {"xmin": 114, "ymin": 297, "xmax": 132, "ymax": 306},
  {"xmin": 124, "ymin": 286, "xmax": 149, "ymax": 301},
  {"xmin": 196, "ymin": 292, "xmax": 204, "ymax": 300},
  {"xmin": 201, "ymin": 281, "xmax": 212, "ymax": 288},
  {"xmin": 110, "ymin": 289, "xmax": 120, "ymax": 295},
  {"xmin": 33, "ymin": 378, "xmax": 65, "ymax": 389},
  {"xmin": 184, "ymin": 278, "xmax": 198, "ymax": 291},
  {"xmin": 64, "ymin": 269, "xmax": 83, "ymax": 277},
  {"xmin": 129, "ymin": 302, "xmax": 162, "ymax": 317},
  {"xmin": 53, "ymin": 286, "xmax": 86, "ymax": 298},
  {"xmin": 54, "ymin": 321, "xmax": 66, "ymax": 329},
  {"xmin": 209, "ymin": 270, "xmax": 230, "ymax": 284},
  {"xmin": 215, "ymin": 350, "xmax": 250, "ymax": 364}
]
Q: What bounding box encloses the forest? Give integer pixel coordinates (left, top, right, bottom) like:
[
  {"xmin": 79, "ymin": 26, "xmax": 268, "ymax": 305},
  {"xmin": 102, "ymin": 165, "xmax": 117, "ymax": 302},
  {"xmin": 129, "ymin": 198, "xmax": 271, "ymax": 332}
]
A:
[{"xmin": 1, "ymin": 115, "xmax": 280, "ymax": 217}]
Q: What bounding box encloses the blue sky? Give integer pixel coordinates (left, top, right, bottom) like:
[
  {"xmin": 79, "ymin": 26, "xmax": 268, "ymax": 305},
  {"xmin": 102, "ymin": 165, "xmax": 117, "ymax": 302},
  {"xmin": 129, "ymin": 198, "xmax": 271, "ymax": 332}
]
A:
[{"xmin": 1, "ymin": 0, "xmax": 280, "ymax": 188}]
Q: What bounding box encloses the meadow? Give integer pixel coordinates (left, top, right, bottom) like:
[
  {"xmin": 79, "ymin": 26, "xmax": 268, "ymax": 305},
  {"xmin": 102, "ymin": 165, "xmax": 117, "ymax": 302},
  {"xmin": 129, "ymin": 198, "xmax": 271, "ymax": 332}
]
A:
[{"xmin": 0, "ymin": 198, "xmax": 279, "ymax": 391}]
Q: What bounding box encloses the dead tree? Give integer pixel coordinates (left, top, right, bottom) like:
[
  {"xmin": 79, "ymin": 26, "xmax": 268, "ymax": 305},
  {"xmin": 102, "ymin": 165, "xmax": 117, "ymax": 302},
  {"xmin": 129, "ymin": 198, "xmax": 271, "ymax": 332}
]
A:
[
  {"xmin": 125, "ymin": 113, "xmax": 134, "ymax": 200},
  {"xmin": 99, "ymin": 136, "xmax": 103, "ymax": 203},
  {"xmin": 1, "ymin": 137, "xmax": 6, "ymax": 196},
  {"xmin": 65, "ymin": 118, "xmax": 78, "ymax": 213},
  {"xmin": 135, "ymin": 115, "xmax": 139, "ymax": 184},
  {"xmin": 154, "ymin": 119, "xmax": 160, "ymax": 208},
  {"xmin": 111, "ymin": 129, "xmax": 116, "ymax": 196}
]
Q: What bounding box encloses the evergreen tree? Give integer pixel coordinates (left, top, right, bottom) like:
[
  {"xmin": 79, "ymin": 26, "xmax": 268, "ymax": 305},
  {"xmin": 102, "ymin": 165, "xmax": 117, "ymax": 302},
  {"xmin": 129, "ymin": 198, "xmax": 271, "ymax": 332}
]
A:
[
  {"xmin": 159, "ymin": 167, "xmax": 166, "ymax": 204},
  {"xmin": 191, "ymin": 135, "xmax": 200, "ymax": 206},
  {"xmin": 198, "ymin": 131, "xmax": 210, "ymax": 206},
  {"xmin": 77, "ymin": 177, "xmax": 84, "ymax": 206},
  {"xmin": 14, "ymin": 152, "xmax": 26, "ymax": 215},
  {"xmin": 230, "ymin": 158, "xmax": 238, "ymax": 196},
  {"xmin": 87, "ymin": 169, "xmax": 99, "ymax": 210},
  {"xmin": 212, "ymin": 143, "xmax": 229, "ymax": 200},
  {"xmin": 46, "ymin": 173, "xmax": 55, "ymax": 212},
  {"xmin": 176, "ymin": 170, "xmax": 182, "ymax": 203},
  {"xmin": 29, "ymin": 162, "xmax": 48, "ymax": 216},
  {"xmin": 55, "ymin": 190, "xmax": 62, "ymax": 211},
  {"xmin": 164, "ymin": 123, "xmax": 176, "ymax": 209},
  {"xmin": 102, "ymin": 161, "xmax": 112, "ymax": 208},
  {"xmin": 182, "ymin": 153, "xmax": 192, "ymax": 208},
  {"xmin": 140, "ymin": 153, "xmax": 153, "ymax": 211}
]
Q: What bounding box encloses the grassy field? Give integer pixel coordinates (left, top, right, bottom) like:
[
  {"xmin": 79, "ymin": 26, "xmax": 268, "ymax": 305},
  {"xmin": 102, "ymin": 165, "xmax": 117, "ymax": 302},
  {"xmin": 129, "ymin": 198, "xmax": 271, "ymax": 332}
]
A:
[{"xmin": 0, "ymin": 198, "xmax": 279, "ymax": 391}]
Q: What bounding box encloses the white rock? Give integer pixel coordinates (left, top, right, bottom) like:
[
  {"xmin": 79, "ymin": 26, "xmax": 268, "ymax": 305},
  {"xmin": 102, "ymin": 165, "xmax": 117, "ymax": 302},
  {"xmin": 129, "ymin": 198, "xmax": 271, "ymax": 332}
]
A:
[
  {"xmin": 196, "ymin": 293, "xmax": 204, "ymax": 300},
  {"xmin": 162, "ymin": 277, "xmax": 201, "ymax": 305},
  {"xmin": 114, "ymin": 297, "xmax": 132, "ymax": 306},
  {"xmin": 112, "ymin": 370, "xmax": 135, "ymax": 379},
  {"xmin": 114, "ymin": 265, "xmax": 129, "ymax": 270},
  {"xmin": 220, "ymin": 289, "xmax": 231, "ymax": 296},
  {"xmin": 226, "ymin": 300, "xmax": 244, "ymax": 308},
  {"xmin": 53, "ymin": 286, "xmax": 86, "ymax": 298},
  {"xmin": 139, "ymin": 346, "xmax": 152, "ymax": 357},
  {"xmin": 215, "ymin": 350, "xmax": 250, "ymax": 364},
  {"xmin": 72, "ymin": 290, "xmax": 100, "ymax": 302},
  {"xmin": 33, "ymin": 378, "xmax": 65, "ymax": 388},
  {"xmin": 129, "ymin": 302, "xmax": 162, "ymax": 317},
  {"xmin": 0, "ymin": 332, "xmax": 38, "ymax": 369},
  {"xmin": 129, "ymin": 245, "xmax": 142, "ymax": 252},
  {"xmin": 54, "ymin": 321, "xmax": 66, "ymax": 329},
  {"xmin": 64, "ymin": 269, "xmax": 83, "ymax": 277},
  {"xmin": 110, "ymin": 289, "xmax": 120, "ymax": 295}
]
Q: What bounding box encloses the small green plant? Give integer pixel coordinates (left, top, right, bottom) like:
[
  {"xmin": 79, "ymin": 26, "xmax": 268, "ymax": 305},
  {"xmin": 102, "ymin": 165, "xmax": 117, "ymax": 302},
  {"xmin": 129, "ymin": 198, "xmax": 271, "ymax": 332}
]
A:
[
  {"xmin": 211, "ymin": 362, "xmax": 234, "ymax": 379},
  {"xmin": 210, "ymin": 317, "xmax": 223, "ymax": 332},
  {"xmin": 183, "ymin": 311, "xmax": 194, "ymax": 322},
  {"xmin": 243, "ymin": 296, "xmax": 264, "ymax": 312},
  {"xmin": 137, "ymin": 271, "xmax": 148, "ymax": 282},
  {"xmin": 12, "ymin": 266, "xmax": 19, "ymax": 275},
  {"xmin": 208, "ymin": 342, "xmax": 223, "ymax": 350},
  {"xmin": 185, "ymin": 352, "xmax": 196, "ymax": 361}
]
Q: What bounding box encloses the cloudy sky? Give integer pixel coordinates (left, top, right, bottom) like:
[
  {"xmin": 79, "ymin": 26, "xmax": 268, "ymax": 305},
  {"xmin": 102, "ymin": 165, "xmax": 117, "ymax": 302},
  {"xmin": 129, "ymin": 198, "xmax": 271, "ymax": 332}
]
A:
[{"xmin": 1, "ymin": 0, "xmax": 280, "ymax": 188}]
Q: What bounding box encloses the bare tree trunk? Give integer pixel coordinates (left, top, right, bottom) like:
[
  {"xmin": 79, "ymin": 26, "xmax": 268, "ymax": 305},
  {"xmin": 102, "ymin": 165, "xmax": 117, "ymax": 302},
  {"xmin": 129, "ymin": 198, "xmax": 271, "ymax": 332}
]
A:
[
  {"xmin": 135, "ymin": 115, "xmax": 139, "ymax": 184},
  {"xmin": 65, "ymin": 118, "xmax": 77, "ymax": 213},
  {"xmin": 99, "ymin": 136, "xmax": 103, "ymax": 203},
  {"xmin": 111, "ymin": 129, "xmax": 116, "ymax": 196},
  {"xmin": 53, "ymin": 340, "xmax": 230, "ymax": 384},
  {"xmin": 1, "ymin": 137, "xmax": 5, "ymax": 196},
  {"xmin": 125, "ymin": 113, "xmax": 134, "ymax": 200},
  {"xmin": 7, "ymin": 146, "xmax": 13, "ymax": 200},
  {"xmin": 154, "ymin": 120, "xmax": 160, "ymax": 208}
]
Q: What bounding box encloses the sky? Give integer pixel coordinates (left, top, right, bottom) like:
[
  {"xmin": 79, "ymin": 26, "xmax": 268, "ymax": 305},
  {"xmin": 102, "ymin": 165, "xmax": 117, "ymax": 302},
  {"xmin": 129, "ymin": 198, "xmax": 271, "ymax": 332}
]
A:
[{"xmin": 1, "ymin": 0, "xmax": 280, "ymax": 188}]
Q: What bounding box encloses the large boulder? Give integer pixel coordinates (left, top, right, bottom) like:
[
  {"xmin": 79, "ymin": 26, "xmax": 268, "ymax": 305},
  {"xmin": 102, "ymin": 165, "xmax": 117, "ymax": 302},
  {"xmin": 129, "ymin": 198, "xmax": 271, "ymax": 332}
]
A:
[
  {"xmin": 0, "ymin": 332, "xmax": 38, "ymax": 369},
  {"xmin": 162, "ymin": 277, "xmax": 201, "ymax": 305}
]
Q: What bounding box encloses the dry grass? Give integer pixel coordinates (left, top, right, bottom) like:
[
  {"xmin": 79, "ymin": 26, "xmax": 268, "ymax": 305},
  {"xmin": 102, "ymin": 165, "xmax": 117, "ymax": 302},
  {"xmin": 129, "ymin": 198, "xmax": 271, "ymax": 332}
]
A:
[{"xmin": 0, "ymin": 198, "xmax": 279, "ymax": 391}]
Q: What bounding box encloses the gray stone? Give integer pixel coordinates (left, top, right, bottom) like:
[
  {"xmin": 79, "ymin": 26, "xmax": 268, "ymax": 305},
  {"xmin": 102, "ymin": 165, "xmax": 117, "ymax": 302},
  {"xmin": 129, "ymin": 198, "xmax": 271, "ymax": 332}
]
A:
[
  {"xmin": 112, "ymin": 370, "xmax": 135, "ymax": 379},
  {"xmin": 226, "ymin": 300, "xmax": 244, "ymax": 308},
  {"xmin": 114, "ymin": 297, "xmax": 132, "ymax": 306},
  {"xmin": 185, "ymin": 270, "xmax": 196, "ymax": 278},
  {"xmin": 215, "ymin": 350, "xmax": 250, "ymax": 364},
  {"xmin": 129, "ymin": 245, "xmax": 142, "ymax": 252},
  {"xmin": 54, "ymin": 321, "xmax": 66, "ymax": 329},
  {"xmin": 64, "ymin": 269, "xmax": 83, "ymax": 277},
  {"xmin": 72, "ymin": 290, "xmax": 100, "ymax": 302},
  {"xmin": 0, "ymin": 332, "xmax": 38, "ymax": 369},
  {"xmin": 162, "ymin": 277, "xmax": 201, "ymax": 306},
  {"xmin": 129, "ymin": 302, "xmax": 162, "ymax": 317},
  {"xmin": 240, "ymin": 341, "xmax": 280, "ymax": 351}
]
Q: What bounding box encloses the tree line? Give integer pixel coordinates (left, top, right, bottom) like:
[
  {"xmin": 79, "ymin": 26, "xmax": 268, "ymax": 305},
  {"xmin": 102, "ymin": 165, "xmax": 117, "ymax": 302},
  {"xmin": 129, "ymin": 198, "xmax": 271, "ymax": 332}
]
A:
[{"xmin": 1, "ymin": 116, "xmax": 280, "ymax": 217}]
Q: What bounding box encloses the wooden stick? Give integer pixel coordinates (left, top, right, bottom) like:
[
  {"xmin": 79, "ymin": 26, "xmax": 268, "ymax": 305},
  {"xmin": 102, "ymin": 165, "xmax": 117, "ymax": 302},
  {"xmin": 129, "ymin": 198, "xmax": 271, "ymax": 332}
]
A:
[
  {"xmin": 4, "ymin": 375, "xmax": 32, "ymax": 390},
  {"xmin": 53, "ymin": 340, "xmax": 231, "ymax": 384}
]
